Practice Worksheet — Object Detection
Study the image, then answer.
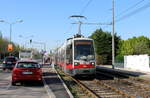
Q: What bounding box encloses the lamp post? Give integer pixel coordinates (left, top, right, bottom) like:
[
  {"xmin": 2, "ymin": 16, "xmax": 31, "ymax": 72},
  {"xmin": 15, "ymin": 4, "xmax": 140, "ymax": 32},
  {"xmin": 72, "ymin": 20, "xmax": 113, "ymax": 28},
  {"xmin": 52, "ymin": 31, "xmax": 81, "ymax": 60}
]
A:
[{"xmin": 0, "ymin": 19, "xmax": 23, "ymax": 43}]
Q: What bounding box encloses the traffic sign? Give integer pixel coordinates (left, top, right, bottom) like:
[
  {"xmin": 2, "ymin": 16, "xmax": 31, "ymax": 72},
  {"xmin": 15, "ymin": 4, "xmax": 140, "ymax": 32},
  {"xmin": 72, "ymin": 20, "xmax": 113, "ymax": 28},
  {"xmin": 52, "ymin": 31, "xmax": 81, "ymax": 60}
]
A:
[{"xmin": 8, "ymin": 44, "xmax": 13, "ymax": 52}]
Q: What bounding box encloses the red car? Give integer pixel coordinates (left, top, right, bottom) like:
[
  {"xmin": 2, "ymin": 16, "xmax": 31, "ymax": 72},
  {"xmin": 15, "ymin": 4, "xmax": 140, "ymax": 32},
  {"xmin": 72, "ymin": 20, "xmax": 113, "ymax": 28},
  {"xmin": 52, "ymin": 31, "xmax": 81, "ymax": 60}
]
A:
[{"xmin": 12, "ymin": 60, "xmax": 42, "ymax": 85}]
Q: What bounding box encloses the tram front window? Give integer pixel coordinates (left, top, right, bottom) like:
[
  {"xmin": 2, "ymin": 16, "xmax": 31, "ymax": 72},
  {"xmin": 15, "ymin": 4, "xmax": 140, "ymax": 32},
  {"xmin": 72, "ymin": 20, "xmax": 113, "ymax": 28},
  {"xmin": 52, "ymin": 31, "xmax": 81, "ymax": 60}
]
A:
[{"xmin": 74, "ymin": 41, "xmax": 94, "ymax": 60}]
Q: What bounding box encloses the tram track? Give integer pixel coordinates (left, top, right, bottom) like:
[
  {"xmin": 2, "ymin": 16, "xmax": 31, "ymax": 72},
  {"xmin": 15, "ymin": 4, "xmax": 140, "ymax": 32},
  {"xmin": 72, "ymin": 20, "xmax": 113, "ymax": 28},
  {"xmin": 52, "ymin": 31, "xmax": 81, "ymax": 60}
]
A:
[
  {"xmin": 56, "ymin": 68, "xmax": 135, "ymax": 98},
  {"xmin": 96, "ymin": 70, "xmax": 150, "ymax": 97}
]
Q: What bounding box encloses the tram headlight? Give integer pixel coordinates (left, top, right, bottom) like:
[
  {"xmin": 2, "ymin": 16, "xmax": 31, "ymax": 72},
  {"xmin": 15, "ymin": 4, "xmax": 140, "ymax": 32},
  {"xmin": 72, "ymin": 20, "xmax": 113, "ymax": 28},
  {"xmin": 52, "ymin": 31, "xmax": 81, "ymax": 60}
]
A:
[
  {"xmin": 74, "ymin": 62, "xmax": 79, "ymax": 66},
  {"xmin": 91, "ymin": 62, "xmax": 95, "ymax": 65}
]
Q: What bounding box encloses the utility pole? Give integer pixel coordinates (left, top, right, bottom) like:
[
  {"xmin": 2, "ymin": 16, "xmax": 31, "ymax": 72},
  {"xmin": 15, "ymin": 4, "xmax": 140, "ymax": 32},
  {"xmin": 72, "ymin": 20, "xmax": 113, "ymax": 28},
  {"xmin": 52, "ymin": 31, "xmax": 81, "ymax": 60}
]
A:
[
  {"xmin": 112, "ymin": 0, "xmax": 115, "ymax": 69},
  {"xmin": 10, "ymin": 24, "xmax": 12, "ymax": 43}
]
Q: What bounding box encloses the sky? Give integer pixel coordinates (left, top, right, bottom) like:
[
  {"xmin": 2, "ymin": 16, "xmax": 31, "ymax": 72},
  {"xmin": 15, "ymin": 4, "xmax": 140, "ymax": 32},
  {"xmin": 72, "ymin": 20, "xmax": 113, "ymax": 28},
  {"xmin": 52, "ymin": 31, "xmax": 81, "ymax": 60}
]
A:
[{"xmin": 0, "ymin": 0, "xmax": 150, "ymax": 52}]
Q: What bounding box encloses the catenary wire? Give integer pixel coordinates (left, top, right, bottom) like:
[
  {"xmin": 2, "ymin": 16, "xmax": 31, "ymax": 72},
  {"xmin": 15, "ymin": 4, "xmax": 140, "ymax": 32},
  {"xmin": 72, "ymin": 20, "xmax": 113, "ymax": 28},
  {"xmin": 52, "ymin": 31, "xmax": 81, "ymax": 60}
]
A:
[
  {"xmin": 116, "ymin": 1, "xmax": 150, "ymax": 22},
  {"xmin": 80, "ymin": 0, "xmax": 93, "ymax": 15},
  {"xmin": 116, "ymin": 0, "xmax": 145, "ymax": 18}
]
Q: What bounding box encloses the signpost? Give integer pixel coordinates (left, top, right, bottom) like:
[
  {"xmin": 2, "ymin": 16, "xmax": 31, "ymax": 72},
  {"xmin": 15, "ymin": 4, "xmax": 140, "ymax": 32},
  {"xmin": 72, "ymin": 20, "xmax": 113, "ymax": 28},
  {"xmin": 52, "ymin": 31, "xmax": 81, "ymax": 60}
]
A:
[{"xmin": 8, "ymin": 44, "xmax": 13, "ymax": 52}]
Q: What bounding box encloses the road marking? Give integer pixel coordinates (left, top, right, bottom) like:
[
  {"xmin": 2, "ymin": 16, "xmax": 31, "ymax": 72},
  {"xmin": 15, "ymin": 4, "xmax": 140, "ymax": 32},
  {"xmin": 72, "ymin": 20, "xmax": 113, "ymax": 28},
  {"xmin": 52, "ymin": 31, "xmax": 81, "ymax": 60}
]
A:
[
  {"xmin": 54, "ymin": 68, "xmax": 74, "ymax": 98},
  {"xmin": 6, "ymin": 82, "xmax": 11, "ymax": 90},
  {"xmin": 5, "ymin": 75, "xmax": 12, "ymax": 90},
  {"xmin": 42, "ymin": 77, "xmax": 56, "ymax": 98}
]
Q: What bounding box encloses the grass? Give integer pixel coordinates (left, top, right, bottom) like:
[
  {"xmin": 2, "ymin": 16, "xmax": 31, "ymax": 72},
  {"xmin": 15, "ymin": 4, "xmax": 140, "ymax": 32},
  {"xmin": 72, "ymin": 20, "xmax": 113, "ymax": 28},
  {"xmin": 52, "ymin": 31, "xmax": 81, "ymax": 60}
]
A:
[{"xmin": 56, "ymin": 68, "xmax": 90, "ymax": 98}]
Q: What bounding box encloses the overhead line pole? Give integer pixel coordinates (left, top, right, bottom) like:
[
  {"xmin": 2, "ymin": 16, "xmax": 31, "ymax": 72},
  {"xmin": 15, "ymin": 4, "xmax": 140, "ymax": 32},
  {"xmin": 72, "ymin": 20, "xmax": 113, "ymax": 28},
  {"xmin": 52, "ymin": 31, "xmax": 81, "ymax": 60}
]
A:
[{"xmin": 112, "ymin": 0, "xmax": 115, "ymax": 69}]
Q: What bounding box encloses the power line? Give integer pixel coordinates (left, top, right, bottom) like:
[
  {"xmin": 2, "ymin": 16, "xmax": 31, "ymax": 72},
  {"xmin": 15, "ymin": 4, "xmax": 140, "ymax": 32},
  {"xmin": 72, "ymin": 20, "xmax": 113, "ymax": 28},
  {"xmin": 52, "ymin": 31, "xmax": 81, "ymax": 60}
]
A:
[
  {"xmin": 103, "ymin": 0, "xmax": 145, "ymax": 26},
  {"xmin": 116, "ymin": 0, "xmax": 145, "ymax": 18},
  {"xmin": 116, "ymin": 1, "xmax": 150, "ymax": 22},
  {"xmin": 80, "ymin": 0, "xmax": 93, "ymax": 15}
]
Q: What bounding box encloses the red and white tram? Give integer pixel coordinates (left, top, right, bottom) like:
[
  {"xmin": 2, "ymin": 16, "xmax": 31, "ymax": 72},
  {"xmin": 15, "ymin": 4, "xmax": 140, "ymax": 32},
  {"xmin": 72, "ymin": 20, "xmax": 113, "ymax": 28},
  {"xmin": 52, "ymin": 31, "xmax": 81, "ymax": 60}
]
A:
[{"xmin": 54, "ymin": 35, "xmax": 96, "ymax": 77}]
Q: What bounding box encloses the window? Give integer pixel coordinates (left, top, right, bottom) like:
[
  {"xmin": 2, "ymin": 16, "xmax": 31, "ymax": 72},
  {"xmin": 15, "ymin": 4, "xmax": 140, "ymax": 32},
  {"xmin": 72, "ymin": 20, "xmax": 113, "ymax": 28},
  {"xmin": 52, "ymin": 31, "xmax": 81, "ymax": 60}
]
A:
[
  {"xmin": 17, "ymin": 62, "xmax": 39, "ymax": 68},
  {"xmin": 74, "ymin": 40, "xmax": 95, "ymax": 60},
  {"xmin": 66, "ymin": 44, "xmax": 72, "ymax": 64}
]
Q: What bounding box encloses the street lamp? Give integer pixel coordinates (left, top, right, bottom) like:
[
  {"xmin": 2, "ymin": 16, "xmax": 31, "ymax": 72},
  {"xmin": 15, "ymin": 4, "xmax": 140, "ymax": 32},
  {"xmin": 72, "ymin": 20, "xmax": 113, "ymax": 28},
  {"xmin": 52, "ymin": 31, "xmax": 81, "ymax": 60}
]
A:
[{"xmin": 0, "ymin": 19, "xmax": 23, "ymax": 43}]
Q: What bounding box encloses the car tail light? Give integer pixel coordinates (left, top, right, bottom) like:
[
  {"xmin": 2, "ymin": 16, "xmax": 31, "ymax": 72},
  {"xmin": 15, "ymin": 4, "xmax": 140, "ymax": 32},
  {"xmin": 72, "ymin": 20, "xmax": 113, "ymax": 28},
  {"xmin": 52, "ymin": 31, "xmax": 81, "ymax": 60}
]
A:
[
  {"xmin": 12, "ymin": 70, "xmax": 18, "ymax": 76},
  {"xmin": 13, "ymin": 68, "xmax": 21, "ymax": 76}
]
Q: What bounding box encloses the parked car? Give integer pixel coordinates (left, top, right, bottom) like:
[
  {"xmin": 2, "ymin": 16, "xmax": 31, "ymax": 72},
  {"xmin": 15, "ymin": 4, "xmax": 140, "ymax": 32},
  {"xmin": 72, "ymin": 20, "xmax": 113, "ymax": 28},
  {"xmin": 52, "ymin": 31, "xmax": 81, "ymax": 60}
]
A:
[
  {"xmin": 2, "ymin": 56, "xmax": 18, "ymax": 71},
  {"xmin": 12, "ymin": 60, "xmax": 42, "ymax": 85}
]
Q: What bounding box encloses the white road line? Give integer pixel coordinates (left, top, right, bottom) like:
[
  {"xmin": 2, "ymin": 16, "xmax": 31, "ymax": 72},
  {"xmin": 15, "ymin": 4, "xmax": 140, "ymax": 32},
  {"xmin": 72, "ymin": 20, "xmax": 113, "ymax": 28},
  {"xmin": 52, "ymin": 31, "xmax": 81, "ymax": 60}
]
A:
[
  {"xmin": 42, "ymin": 77, "xmax": 56, "ymax": 98},
  {"xmin": 54, "ymin": 68, "xmax": 74, "ymax": 98},
  {"xmin": 4, "ymin": 74, "xmax": 12, "ymax": 90},
  {"xmin": 6, "ymin": 82, "xmax": 11, "ymax": 90}
]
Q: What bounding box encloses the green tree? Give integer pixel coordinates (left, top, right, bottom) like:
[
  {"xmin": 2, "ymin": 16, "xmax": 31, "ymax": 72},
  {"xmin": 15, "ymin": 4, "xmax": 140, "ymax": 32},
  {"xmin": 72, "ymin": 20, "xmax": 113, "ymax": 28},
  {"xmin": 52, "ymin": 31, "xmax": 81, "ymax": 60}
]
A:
[
  {"xmin": 0, "ymin": 37, "xmax": 22, "ymax": 59},
  {"xmin": 118, "ymin": 36, "xmax": 150, "ymax": 56},
  {"xmin": 90, "ymin": 29, "xmax": 121, "ymax": 65}
]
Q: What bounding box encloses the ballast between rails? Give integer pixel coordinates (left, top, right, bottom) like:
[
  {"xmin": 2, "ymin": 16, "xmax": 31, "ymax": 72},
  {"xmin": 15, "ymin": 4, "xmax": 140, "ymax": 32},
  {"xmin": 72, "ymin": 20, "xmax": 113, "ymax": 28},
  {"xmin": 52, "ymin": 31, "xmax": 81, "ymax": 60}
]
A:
[{"xmin": 56, "ymin": 68, "xmax": 134, "ymax": 98}]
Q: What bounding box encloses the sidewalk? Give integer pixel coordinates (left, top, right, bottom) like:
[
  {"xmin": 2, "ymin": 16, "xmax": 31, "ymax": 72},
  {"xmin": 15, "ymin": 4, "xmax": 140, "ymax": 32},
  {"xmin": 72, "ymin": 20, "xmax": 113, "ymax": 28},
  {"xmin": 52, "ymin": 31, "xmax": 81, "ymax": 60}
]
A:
[
  {"xmin": 96, "ymin": 65, "xmax": 150, "ymax": 80},
  {"xmin": 42, "ymin": 66, "xmax": 73, "ymax": 98}
]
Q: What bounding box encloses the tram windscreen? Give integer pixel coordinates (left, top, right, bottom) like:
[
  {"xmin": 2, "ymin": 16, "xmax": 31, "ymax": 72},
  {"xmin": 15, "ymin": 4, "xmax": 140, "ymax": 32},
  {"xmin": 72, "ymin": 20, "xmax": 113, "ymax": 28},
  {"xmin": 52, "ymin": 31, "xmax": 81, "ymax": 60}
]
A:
[{"xmin": 74, "ymin": 40, "xmax": 95, "ymax": 60}]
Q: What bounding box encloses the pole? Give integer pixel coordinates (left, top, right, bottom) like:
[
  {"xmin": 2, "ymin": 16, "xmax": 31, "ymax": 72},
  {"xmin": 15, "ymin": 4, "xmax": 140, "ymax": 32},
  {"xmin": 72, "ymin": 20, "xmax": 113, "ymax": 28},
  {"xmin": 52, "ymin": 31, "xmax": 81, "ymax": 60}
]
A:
[
  {"xmin": 78, "ymin": 21, "xmax": 82, "ymax": 35},
  {"xmin": 9, "ymin": 24, "xmax": 12, "ymax": 56},
  {"xmin": 112, "ymin": 0, "xmax": 115, "ymax": 69},
  {"xmin": 10, "ymin": 24, "xmax": 12, "ymax": 43}
]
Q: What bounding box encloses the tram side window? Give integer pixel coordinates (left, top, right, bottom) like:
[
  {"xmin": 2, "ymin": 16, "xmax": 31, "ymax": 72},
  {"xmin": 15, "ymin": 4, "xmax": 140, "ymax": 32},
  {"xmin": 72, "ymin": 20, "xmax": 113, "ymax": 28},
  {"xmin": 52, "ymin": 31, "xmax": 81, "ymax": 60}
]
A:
[{"xmin": 66, "ymin": 45, "xmax": 72, "ymax": 64}]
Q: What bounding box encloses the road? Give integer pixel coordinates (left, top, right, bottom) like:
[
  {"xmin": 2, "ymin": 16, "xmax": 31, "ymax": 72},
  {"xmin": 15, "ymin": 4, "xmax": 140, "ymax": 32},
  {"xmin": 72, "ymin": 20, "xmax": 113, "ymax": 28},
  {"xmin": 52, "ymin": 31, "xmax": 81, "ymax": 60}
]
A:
[{"xmin": 0, "ymin": 71, "xmax": 49, "ymax": 98}]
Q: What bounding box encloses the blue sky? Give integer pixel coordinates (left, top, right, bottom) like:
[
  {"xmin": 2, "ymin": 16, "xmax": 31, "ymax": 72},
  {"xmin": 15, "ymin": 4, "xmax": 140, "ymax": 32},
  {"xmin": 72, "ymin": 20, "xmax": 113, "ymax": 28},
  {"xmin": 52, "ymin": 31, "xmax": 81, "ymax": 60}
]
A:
[{"xmin": 0, "ymin": 0, "xmax": 150, "ymax": 52}]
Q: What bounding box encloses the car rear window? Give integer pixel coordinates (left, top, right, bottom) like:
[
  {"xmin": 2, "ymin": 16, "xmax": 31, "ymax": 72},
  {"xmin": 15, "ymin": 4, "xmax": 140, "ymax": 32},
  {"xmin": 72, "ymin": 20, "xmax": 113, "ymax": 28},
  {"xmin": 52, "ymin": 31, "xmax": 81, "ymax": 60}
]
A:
[
  {"xmin": 17, "ymin": 62, "xmax": 40, "ymax": 68},
  {"xmin": 5, "ymin": 57, "xmax": 16, "ymax": 62}
]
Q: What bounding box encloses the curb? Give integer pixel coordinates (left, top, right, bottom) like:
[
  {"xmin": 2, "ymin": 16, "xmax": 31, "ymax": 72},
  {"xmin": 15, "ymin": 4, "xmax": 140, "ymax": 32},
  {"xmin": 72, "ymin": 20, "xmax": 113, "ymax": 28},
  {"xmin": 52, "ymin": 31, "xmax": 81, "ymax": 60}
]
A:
[
  {"xmin": 42, "ymin": 77, "xmax": 56, "ymax": 98},
  {"xmin": 54, "ymin": 68, "xmax": 74, "ymax": 98}
]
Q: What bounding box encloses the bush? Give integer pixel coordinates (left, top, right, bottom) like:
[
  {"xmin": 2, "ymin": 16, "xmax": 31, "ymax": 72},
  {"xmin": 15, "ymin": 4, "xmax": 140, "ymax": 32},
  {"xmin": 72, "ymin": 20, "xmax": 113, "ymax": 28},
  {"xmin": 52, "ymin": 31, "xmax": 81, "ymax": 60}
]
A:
[{"xmin": 115, "ymin": 55, "xmax": 124, "ymax": 63}]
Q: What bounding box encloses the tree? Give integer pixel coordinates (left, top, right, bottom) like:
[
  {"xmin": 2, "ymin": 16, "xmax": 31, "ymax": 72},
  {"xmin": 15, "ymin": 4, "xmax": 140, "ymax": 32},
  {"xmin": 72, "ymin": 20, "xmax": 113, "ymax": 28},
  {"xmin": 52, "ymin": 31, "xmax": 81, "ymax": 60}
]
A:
[
  {"xmin": 118, "ymin": 36, "xmax": 150, "ymax": 56},
  {"xmin": 90, "ymin": 29, "xmax": 121, "ymax": 65},
  {"xmin": 0, "ymin": 37, "xmax": 22, "ymax": 59}
]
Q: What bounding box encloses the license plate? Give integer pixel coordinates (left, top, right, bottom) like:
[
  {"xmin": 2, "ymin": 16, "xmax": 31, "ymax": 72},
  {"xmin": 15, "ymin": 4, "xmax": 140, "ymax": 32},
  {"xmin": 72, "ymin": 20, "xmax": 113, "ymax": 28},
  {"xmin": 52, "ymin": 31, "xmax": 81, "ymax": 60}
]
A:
[
  {"xmin": 7, "ymin": 62, "xmax": 12, "ymax": 64},
  {"xmin": 22, "ymin": 72, "xmax": 33, "ymax": 74}
]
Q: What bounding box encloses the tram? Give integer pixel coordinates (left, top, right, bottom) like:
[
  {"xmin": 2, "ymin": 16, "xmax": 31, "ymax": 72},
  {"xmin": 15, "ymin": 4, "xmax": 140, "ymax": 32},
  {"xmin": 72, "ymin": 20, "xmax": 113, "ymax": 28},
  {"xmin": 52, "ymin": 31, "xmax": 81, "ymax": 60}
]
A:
[{"xmin": 54, "ymin": 34, "xmax": 96, "ymax": 77}]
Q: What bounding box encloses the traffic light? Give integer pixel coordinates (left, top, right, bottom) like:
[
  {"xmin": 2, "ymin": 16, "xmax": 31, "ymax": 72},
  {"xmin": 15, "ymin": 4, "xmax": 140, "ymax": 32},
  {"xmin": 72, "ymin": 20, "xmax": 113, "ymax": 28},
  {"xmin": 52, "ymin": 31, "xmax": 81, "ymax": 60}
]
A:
[
  {"xmin": 8, "ymin": 44, "xmax": 13, "ymax": 52},
  {"xmin": 30, "ymin": 39, "xmax": 32, "ymax": 43}
]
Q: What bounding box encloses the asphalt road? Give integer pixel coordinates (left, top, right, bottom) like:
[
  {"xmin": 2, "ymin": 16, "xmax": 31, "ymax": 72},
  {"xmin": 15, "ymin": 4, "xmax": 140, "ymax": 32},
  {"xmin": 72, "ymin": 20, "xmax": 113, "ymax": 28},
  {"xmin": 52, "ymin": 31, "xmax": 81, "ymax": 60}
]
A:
[{"xmin": 0, "ymin": 71, "xmax": 49, "ymax": 98}]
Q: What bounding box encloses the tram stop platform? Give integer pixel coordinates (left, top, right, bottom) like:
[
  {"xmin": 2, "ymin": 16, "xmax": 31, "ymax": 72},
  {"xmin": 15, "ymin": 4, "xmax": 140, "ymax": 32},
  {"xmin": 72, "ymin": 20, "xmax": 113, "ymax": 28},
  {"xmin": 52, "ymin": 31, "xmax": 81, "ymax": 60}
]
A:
[
  {"xmin": 42, "ymin": 65, "xmax": 73, "ymax": 98},
  {"xmin": 96, "ymin": 65, "xmax": 150, "ymax": 81}
]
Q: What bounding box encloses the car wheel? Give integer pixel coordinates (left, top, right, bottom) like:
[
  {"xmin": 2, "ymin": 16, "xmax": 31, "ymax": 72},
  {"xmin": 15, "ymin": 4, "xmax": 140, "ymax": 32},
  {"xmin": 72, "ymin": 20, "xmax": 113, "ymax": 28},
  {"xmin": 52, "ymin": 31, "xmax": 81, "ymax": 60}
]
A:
[
  {"xmin": 38, "ymin": 81, "xmax": 43, "ymax": 86},
  {"xmin": 11, "ymin": 82, "xmax": 16, "ymax": 86}
]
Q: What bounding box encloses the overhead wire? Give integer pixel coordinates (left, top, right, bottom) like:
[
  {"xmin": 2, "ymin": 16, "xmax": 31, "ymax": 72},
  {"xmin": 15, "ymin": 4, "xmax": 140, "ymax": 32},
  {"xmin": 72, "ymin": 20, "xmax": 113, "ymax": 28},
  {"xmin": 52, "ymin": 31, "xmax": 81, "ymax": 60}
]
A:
[
  {"xmin": 80, "ymin": 0, "xmax": 93, "ymax": 15},
  {"xmin": 116, "ymin": 0, "xmax": 145, "ymax": 18},
  {"xmin": 116, "ymin": 1, "xmax": 150, "ymax": 23}
]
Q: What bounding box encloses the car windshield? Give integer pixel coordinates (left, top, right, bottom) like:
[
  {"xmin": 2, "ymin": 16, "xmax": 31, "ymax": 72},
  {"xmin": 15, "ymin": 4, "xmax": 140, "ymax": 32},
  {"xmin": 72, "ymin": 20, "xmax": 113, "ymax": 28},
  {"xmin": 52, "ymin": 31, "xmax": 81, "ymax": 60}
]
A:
[
  {"xmin": 17, "ymin": 62, "xmax": 39, "ymax": 68},
  {"xmin": 74, "ymin": 40, "xmax": 95, "ymax": 60}
]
